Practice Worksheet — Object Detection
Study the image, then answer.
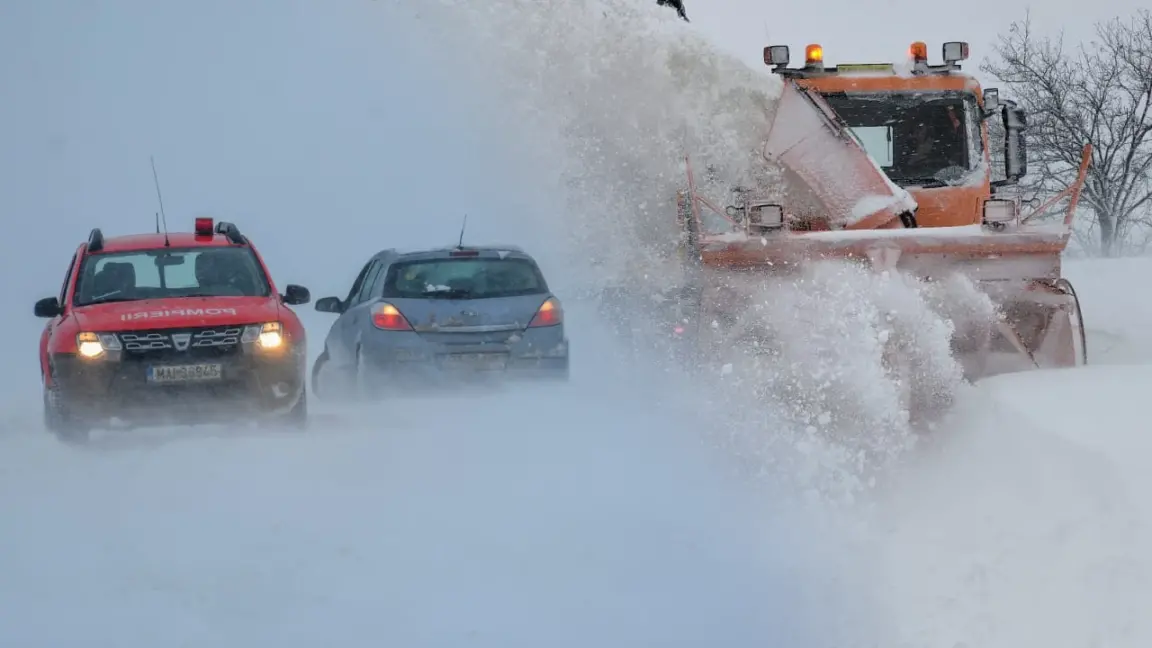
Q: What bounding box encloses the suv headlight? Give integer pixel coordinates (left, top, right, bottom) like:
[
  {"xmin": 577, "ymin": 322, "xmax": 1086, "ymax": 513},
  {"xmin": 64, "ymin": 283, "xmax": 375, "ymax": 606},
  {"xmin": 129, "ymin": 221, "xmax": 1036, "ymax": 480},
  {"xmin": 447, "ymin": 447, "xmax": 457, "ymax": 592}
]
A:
[
  {"xmin": 76, "ymin": 332, "xmax": 121, "ymax": 359},
  {"xmin": 242, "ymin": 322, "xmax": 284, "ymax": 349}
]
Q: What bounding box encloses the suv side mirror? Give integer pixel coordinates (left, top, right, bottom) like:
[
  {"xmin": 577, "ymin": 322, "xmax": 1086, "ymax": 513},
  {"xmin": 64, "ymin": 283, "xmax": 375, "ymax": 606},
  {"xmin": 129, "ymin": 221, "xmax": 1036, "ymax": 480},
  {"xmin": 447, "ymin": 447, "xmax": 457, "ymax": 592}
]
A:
[
  {"xmin": 282, "ymin": 284, "xmax": 311, "ymax": 306},
  {"xmin": 34, "ymin": 296, "xmax": 62, "ymax": 318},
  {"xmin": 1002, "ymin": 100, "xmax": 1028, "ymax": 182},
  {"xmin": 314, "ymin": 296, "xmax": 345, "ymax": 314}
]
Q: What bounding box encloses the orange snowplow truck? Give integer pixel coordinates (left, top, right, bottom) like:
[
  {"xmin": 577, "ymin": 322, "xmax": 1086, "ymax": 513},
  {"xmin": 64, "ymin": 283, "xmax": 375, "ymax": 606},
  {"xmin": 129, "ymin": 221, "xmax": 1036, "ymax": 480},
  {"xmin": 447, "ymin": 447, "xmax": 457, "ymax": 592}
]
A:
[{"xmin": 675, "ymin": 40, "xmax": 1092, "ymax": 380}]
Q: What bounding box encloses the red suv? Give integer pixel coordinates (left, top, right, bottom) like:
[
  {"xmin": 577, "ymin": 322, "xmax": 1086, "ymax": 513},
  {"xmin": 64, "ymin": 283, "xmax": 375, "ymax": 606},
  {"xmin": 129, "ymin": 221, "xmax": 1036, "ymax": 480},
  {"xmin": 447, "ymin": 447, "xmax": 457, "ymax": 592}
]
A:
[{"xmin": 35, "ymin": 217, "xmax": 311, "ymax": 443}]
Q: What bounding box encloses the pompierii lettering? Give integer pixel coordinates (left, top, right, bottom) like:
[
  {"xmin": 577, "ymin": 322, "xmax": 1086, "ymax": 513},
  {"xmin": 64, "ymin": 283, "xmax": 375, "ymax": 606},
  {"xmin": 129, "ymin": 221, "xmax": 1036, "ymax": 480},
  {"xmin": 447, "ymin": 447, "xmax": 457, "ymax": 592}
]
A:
[{"xmin": 120, "ymin": 308, "xmax": 238, "ymax": 321}]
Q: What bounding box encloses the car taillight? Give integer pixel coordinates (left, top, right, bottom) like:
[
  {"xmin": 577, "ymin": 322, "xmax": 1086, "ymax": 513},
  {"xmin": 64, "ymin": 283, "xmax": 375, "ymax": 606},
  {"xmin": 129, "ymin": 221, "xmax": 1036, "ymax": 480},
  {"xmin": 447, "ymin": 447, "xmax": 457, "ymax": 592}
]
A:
[
  {"xmin": 372, "ymin": 303, "xmax": 412, "ymax": 331},
  {"xmin": 528, "ymin": 297, "xmax": 563, "ymax": 328}
]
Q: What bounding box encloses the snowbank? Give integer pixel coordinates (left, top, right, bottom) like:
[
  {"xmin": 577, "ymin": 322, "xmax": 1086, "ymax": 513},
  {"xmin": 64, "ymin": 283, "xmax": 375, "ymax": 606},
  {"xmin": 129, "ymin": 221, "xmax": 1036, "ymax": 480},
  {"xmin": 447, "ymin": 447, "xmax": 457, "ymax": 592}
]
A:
[
  {"xmin": 1064, "ymin": 256, "xmax": 1152, "ymax": 364},
  {"xmin": 872, "ymin": 316, "xmax": 1152, "ymax": 647}
]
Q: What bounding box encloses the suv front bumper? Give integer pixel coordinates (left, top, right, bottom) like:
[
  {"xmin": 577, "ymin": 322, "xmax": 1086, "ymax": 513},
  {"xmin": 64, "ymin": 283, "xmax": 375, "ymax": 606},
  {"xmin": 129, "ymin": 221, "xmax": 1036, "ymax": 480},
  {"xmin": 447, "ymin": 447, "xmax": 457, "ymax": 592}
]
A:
[{"xmin": 48, "ymin": 346, "xmax": 306, "ymax": 426}]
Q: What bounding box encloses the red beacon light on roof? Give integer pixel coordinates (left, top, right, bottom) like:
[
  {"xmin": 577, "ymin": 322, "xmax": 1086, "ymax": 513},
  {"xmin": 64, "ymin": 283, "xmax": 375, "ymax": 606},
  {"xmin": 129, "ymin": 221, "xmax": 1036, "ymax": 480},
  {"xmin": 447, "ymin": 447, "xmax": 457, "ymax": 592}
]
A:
[
  {"xmin": 194, "ymin": 217, "xmax": 214, "ymax": 236},
  {"xmin": 909, "ymin": 41, "xmax": 928, "ymax": 63},
  {"xmin": 804, "ymin": 43, "xmax": 824, "ymax": 68}
]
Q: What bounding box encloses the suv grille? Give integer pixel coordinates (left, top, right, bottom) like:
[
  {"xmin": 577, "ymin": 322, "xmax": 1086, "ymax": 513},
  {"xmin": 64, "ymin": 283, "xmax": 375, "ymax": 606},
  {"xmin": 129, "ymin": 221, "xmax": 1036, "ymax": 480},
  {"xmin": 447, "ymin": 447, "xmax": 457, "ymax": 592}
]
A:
[{"xmin": 117, "ymin": 327, "xmax": 245, "ymax": 359}]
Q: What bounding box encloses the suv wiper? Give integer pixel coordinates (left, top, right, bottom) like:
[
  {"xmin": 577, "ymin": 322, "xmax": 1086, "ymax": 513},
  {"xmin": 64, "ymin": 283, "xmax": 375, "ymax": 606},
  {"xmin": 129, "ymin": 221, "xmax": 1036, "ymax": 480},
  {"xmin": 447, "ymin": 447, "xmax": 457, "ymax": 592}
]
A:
[{"xmin": 85, "ymin": 296, "xmax": 138, "ymax": 306}]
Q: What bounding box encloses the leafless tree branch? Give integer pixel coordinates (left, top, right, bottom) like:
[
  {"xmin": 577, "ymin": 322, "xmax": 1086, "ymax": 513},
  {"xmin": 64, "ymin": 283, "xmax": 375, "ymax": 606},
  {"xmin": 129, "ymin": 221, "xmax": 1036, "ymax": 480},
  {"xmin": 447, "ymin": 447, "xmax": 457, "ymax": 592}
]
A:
[{"xmin": 982, "ymin": 9, "xmax": 1152, "ymax": 255}]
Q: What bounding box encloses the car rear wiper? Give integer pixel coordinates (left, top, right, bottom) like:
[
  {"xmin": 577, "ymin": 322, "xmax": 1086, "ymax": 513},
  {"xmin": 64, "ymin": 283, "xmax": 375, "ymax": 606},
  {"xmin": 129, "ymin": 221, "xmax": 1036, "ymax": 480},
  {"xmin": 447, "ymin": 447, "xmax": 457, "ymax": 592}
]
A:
[{"xmin": 421, "ymin": 289, "xmax": 473, "ymax": 299}]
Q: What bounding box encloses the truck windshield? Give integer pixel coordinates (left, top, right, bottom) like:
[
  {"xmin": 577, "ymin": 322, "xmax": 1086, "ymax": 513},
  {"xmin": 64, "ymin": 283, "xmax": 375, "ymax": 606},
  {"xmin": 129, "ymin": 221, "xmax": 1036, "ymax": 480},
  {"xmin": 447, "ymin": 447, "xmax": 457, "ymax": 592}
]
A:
[
  {"xmin": 820, "ymin": 91, "xmax": 980, "ymax": 187},
  {"xmin": 73, "ymin": 247, "xmax": 271, "ymax": 306}
]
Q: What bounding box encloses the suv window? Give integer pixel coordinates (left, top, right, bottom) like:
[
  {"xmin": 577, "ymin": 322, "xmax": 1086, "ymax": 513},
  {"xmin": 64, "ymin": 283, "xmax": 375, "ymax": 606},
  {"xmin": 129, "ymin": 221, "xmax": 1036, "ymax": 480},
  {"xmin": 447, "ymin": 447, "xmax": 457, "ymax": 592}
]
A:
[
  {"xmin": 72, "ymin": 247, "xmax": 271, "ymax": 306},
  {"xmin": 382, "ymin": 257, "xmax": 548, "ymax": 300},
  {"xmin": 59, "ymin": 251, "xmax": 78, "ymax": 307}
]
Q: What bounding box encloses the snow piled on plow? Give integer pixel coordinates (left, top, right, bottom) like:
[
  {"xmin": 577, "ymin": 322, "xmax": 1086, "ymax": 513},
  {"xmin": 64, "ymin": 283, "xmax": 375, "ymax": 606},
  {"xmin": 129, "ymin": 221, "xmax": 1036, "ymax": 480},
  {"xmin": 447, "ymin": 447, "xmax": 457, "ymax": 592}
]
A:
[{"xmin": 705, "ymin": 260, "xmax": 998, "ymax": 501}]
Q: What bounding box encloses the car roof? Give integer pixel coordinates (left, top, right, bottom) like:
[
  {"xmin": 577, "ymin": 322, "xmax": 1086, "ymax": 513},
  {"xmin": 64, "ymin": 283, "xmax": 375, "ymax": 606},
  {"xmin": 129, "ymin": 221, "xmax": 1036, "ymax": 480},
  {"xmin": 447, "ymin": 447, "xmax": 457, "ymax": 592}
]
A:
[
  {"xmin": 376, "ymin": 245, "xmax": 535, "ymax": 263},
  {"xmin": 89, "ymin": 233, "xmax": 246, "ymax": 254}
]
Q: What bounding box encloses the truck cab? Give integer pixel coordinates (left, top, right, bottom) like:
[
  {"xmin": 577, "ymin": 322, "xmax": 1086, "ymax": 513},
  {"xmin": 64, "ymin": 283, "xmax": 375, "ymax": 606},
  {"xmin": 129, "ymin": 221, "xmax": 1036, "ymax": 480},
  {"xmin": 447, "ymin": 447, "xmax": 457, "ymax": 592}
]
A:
[{"xmin": 763, "ymin": 40, "xmax": 1029, "ymax": 229}]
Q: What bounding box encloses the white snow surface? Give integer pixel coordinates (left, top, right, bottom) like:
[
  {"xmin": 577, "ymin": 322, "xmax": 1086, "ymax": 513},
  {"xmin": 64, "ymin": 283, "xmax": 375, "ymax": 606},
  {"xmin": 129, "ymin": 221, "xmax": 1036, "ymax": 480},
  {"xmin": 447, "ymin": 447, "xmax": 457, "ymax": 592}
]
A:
[
  {"xmin": 2, "ymin": 1, "xmax": 1152, "ymax": 646},
  {"xmin": 4, "ymin": 258, "xmax": 1150, "ymax": 647},
  {"xmin": 0, "ymin": 346, "xmax": 881, "ymax": 647},
  {"xmin": 0, "ymin": 249, "xmax": 1147, "ymax": 648}
]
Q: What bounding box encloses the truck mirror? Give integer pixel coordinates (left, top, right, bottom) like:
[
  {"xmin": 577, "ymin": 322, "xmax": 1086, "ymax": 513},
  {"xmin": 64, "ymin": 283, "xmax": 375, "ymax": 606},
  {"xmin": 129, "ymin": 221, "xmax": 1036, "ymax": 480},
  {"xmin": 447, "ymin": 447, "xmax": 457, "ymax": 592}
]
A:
[
  {"xmin": 1002, "ymin": 100, "xmax": 1028, "ymax": 182},
  {"xmin": 983, "ymin": 88, "xmax": 1000, "ymax": 114}
]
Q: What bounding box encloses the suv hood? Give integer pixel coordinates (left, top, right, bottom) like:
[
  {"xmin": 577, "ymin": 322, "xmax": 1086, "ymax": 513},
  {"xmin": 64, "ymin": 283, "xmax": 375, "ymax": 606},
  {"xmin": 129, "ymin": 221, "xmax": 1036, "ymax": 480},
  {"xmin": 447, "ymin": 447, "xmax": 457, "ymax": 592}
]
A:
[{"xmin": 73, "ymin": 296, "xmax": 283, "ymax": 332}]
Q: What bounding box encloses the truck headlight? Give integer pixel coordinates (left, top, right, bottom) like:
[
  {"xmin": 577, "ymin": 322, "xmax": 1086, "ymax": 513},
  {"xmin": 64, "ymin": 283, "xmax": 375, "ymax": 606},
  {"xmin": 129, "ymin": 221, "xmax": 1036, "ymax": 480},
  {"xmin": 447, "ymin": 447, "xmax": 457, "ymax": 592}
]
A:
[
  {"xmin": 76, "ymin": 332, "xmax": 121, "ymax": 359},
  {"xmin": 242, "ymin": 322, "xmax": 284, "ymax": 349}
]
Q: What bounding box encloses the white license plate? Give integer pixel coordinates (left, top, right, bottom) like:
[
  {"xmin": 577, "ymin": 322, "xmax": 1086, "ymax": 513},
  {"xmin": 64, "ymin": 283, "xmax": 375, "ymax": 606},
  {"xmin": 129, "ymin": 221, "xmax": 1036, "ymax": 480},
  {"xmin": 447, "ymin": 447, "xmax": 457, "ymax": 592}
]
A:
[
  {"xmin": 147, "ymin": 363, "xmax": 223, "ymax": 383},
  {"xmin": 440, "ymin": 353, "xmax": 507, "ymax": 371}
]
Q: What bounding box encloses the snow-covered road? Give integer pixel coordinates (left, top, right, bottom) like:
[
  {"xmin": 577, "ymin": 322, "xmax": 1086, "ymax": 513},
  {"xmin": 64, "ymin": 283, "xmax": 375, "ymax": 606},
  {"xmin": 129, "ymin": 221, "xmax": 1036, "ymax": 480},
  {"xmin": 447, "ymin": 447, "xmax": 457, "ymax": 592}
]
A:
[
  {"xmin": 873, "ymin": 257, "xmax": 1152, "ymax": 647},
  {"xmin": 0, "ymin": 316, "xmax": 884, "ymax": 648},
  {"xmin": 2, "ymin": 258, "xmax": 1151, "ymax": 648}
]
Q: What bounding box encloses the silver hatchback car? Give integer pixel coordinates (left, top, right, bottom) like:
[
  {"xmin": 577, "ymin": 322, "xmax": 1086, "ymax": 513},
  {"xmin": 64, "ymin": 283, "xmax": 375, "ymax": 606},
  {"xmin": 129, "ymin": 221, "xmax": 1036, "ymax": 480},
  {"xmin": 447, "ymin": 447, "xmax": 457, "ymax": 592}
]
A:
[{"xmin": 311, "ymin": 245, "xmax": 569, "ymax": 397}]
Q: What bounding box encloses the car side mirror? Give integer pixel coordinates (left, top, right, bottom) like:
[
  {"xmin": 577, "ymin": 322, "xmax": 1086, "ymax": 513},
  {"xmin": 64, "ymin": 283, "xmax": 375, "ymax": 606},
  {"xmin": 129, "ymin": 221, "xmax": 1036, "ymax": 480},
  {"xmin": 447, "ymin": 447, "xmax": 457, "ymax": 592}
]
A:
[
  {"xmin": 34, "ymin": 296, "xmax": 62, "ymax": 318},
  {"xmin": 314, "ymin": 296, "xmax": 345, "ymax": 314},
  {"xmin": 282, "ymin": 284, "xmax": 311, "ymax": 306}
]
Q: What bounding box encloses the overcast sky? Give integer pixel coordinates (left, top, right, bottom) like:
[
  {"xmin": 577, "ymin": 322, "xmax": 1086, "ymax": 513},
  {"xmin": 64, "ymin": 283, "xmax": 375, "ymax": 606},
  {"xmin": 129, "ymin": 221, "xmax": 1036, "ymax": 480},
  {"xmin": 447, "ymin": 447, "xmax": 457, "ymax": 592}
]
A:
[{"xmin": 689, "ymin": 0, "xmax": 1148, "ymax": 86}]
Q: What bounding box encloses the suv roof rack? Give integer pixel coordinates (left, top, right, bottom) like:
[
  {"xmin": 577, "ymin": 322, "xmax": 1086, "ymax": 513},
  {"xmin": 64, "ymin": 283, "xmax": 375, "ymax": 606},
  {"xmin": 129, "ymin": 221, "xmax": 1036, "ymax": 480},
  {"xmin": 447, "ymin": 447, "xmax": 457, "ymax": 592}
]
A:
[
  {"xmin": 214, "ymin": 221, "xmax": 247, "ymax": 245},
  {"xmin": 87, "ymin": 228, "xmax": 104, "ymax": 253}
]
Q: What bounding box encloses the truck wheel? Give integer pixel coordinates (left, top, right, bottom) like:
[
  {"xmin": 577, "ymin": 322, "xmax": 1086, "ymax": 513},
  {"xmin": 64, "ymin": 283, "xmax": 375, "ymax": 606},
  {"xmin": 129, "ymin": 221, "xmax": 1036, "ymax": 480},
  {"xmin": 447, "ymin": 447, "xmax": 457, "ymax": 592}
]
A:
[{"xmin": 43, "ymin": 386, "xmax": 90, "ymax": 445}]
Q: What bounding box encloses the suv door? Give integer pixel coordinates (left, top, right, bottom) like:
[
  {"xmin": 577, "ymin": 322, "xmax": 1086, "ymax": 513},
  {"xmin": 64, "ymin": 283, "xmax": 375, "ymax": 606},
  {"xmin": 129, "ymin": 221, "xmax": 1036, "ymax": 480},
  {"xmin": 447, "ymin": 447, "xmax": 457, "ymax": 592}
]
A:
[
  {"xmin": 339, "ymin": 259, "xmax": 386, "ymax": 351},
  {"xmin": 42, "ymin": 250, "xmax": 79, "ymax": 385}
]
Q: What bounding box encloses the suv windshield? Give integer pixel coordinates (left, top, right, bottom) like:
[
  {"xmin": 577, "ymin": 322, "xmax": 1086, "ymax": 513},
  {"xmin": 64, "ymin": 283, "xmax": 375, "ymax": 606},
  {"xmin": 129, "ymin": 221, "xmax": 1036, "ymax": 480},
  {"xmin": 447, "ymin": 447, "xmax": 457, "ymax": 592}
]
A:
[
  {"xmin": 73, "ymin": 247, "xmax": 271, "ymax": 306},
  {"xmin": 820, "ymin": 90, "xmax": 981, "ymax": 187},
  {"xmin": 383, "ymin": 257, "xmax": 548, "ymax": 300}
]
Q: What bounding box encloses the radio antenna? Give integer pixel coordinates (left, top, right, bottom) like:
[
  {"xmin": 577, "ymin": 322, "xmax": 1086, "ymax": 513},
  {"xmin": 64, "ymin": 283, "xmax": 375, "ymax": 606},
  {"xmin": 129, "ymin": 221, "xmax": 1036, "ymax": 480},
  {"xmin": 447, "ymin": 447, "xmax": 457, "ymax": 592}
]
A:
[
  {"xmin": 456, "ymin": 214, "xmax": 468, "ymax": 248},
  {"xmin": 150, "ymin": 155, "xmax": 171, "ymax": 247}
]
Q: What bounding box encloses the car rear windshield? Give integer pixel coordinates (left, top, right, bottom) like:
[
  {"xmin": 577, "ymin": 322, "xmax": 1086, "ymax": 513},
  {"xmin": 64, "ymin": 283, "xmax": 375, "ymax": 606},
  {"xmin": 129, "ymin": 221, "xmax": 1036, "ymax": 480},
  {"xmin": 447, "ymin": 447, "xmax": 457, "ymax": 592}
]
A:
[
  {"xmin": 382, "ymin": 257, "xmax": 548, "ymax": 300},
  {"xmin": 73, "ymin": 247, "xmax": 271, "ymax": 306}
]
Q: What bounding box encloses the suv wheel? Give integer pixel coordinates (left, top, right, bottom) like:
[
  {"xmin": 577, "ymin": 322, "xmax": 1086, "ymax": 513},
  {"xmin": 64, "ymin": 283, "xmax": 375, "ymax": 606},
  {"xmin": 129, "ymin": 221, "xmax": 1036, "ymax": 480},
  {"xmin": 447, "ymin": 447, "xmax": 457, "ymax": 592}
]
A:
[
  {"xmin": 43, "ymin": 385, "xmax": 90, "ymax": 445},
  {"xmin": 283, "ymin": 388, "xmax": 309, "ymax": 430}
]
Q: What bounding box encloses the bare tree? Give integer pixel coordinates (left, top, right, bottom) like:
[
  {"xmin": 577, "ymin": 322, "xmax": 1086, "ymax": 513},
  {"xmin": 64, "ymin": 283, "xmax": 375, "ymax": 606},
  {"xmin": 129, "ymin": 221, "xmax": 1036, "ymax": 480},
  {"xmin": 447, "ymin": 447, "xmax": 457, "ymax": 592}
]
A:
[{"xmin": 982, "ymin": 10, "xmax": 1152, "ymax": 256}]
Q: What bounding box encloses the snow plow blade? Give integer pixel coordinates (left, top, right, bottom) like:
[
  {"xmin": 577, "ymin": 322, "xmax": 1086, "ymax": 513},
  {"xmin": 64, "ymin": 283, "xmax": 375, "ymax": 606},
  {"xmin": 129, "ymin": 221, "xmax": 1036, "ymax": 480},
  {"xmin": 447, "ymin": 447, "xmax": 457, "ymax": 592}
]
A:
[{"xmin": 761, "ymin": 79, "xmax": 917, "ymax": 231}]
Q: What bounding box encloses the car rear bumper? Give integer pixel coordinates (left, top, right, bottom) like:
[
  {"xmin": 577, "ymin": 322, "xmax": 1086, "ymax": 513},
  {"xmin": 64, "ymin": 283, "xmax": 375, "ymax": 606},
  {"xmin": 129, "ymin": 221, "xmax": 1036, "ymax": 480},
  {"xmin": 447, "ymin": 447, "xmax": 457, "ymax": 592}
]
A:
[
  {"xmin": 359, "ymin": 327, "xmax": 570, "ymax": 390},
  {"xmin": 48, "ymin": 349, "xmax": 306, "ymax": 426}
]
